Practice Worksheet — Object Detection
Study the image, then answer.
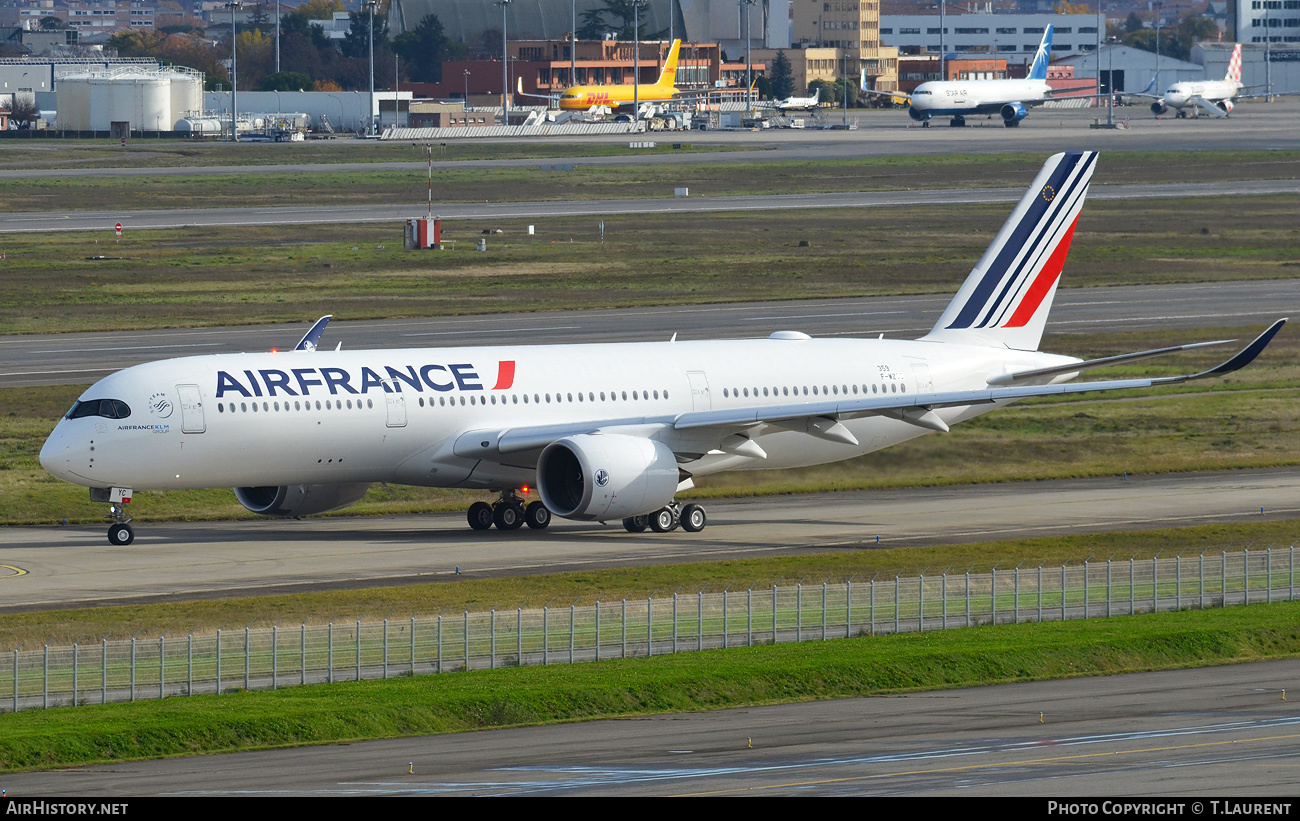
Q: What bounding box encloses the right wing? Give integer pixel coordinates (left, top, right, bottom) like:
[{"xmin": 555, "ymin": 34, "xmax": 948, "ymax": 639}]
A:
[{"xmin": 451, "ymin": 320, "xmax": 1285, "ymax": 465}]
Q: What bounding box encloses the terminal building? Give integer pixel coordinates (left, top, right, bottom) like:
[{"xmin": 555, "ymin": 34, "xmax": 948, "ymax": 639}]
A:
[{"xmin": 880, "ymin": 12, "xmax": 1101, "ymax": 56}]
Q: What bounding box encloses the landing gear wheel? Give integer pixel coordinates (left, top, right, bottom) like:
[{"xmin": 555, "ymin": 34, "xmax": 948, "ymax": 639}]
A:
[
  {"xmin": 649, "ymin": 507, "xmax": 678, "ymax": 533},
  {"xmin": 107, "ymin": 522, "xmax": 134, "ymax": 546},
  {"xmin": 524, "ymin": 501, "xmax": 551, "ymax": 530},
  {"xmin": 623, "ymin": 514, "xmax": 649, "ymax": 533},
  {"xmin": 680, "ymin": 504, "xmax": 707, "ymax": 533},
  {"xmin": 493, "ymin": 503, "xmax": 524, "ymax": 530},
  {"xmin": 467, "ymin": 501, "xmax": 494, "ymax": 531}
]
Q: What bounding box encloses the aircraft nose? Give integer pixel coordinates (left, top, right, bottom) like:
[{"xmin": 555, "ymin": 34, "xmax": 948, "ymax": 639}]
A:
[{"xmin": 39, "ymin": 423, "xmax": 75, "ymax": 481}]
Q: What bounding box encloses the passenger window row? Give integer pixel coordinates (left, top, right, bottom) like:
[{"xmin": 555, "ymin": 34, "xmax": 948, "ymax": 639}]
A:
[{"xmin": 722, "ymin": 382, "xmax": 905, "ymax": 399}]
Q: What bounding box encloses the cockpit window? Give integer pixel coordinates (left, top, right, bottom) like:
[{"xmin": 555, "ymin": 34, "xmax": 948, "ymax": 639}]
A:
[{"xmin": 66, "ymin": 399, "xmax": 131, "ymax": 420}]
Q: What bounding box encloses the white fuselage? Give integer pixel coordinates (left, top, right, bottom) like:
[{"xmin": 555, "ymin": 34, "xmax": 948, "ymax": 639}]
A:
[
  {"xmin": 1162, "ymin": 79, "xmax": 1240, "ymax": 109},
  {"xmin": 39, "ymin": 336, "xmax": 1076, "ymax": 493},
  {"xmin": 910, "ymin": 79, "xmax": 1053, "ymax": 114}
]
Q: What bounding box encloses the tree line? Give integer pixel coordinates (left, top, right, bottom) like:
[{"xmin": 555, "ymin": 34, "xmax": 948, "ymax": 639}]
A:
[{"xmin": 108, "ymin": 0, "xmax": 464, "ymax": 92}]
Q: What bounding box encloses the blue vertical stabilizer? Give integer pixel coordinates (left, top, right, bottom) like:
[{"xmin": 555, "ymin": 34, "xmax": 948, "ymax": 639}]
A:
[{"xmin": 1028, "ymin": 25, "xmax": 1055, "ymax": 80}]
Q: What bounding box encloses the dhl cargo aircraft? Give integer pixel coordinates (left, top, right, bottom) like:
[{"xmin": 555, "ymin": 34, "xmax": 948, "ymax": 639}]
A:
[
  {"xmin": 555, "ymin": 39, "xmax": 684, "ymax": 111},
  {"xmin": 40, "ymin": 152, "xmax": 1284, "ymax": 544}
]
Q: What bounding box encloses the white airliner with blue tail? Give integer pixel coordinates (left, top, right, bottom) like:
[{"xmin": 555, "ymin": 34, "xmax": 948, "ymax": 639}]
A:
[
  {"xmin": 40, "ymin": 152, "xmax": 1284, "ymax": 544},
  {"xmin": 863, "ymin": 26, "xmax": 1099, "ymax": 127}
]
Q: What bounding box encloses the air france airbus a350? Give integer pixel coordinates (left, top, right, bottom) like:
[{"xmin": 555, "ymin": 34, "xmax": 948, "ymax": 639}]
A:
[{"xmin": 41, "ymin": 152, "xmax": 1284, "ymax": 545}]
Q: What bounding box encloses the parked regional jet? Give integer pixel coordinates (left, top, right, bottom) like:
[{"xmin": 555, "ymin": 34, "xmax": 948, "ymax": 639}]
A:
[
  {"xmin": 862, "ymin": 26, "xmax": 1098, "ymax": 127},
  {"xmin": 775, "ymin": 88, "xmax": 820, "ymax": 111},
  {"xmin": 1138, "ymin": 44, "xmax": 1254, "ymax": 118},
  {"xmin": 40, "ymin": 152, "xmax": 1284, "ymax": 545}
]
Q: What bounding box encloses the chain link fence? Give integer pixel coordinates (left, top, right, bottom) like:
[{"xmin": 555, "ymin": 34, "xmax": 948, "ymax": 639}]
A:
[{"xmin": 4, "ymin": 545, "xmax": 1295, "ymax": 712}]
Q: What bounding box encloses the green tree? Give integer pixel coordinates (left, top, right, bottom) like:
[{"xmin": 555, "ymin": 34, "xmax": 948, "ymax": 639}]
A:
[
  {"xmin": 769, "ymin": 50, "xmax": 794, "ymax": 100},
  {"xmin": 261, "ymin": 71, "xmax": 313, "ymax": 90},
  {"xmin": 392, "ymin": 14, "xmax": 455, "ymax": 83},
  {"xmin": 341, "ymin": 8, "xmax": 388, "ymax": 60},
  {"xmin": 1125, "ymin": 12, "xmax": 1145, "ymax": 33}
]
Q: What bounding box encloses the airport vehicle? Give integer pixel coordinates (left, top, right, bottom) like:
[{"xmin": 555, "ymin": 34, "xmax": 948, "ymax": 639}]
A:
[
  {"xmin": 862, "ymin": 26, "xmax": 1097, "ymax": 127},
  {"xmin": 775, "ymin": 88, "xmax": 820, "ymax": 111},
  {"xmin": 1137, "ymin": 44, "xmax": 1252, "ymax": 118},
  {"xmin": 40, "ymin": 152, "xmax": 1284, "ymax": 545}
]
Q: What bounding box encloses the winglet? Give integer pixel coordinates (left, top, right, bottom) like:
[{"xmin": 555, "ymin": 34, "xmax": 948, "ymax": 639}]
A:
[
  {"xmin": 1172, "ymin": 318, "xmax": 1287, "ymax": 381},
  {"xmin": 294, "ymin": 315, "xmax": 333, "ymax": 352}
]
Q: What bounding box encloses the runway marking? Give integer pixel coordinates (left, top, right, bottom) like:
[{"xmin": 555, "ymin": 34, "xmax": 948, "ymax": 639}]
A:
[
  {"xmin": 31, "ymin": 343, "xmax": 222, "ymax": 354},
  {"xmin": 0, "ymin": 565, "xmax": 28, "ymax": 578},
  {"xmin": 678, "ymin": 727, "xmax": 1300, "ymax": 796}
]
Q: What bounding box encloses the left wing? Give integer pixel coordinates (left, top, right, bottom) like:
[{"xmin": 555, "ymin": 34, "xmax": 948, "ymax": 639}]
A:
[
  {"xmin": 451, "ymin": 320, "xmax": 1285, "ymax": 464},
  {"xmin": 1192, "ymin": 96, "xmax": 1230, "ymax": 118}
]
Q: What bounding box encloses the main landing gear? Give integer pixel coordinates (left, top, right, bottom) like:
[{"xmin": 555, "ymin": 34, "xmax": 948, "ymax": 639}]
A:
[
  {"xmin": 622, "ymin": 502, "xmax": 708, "ymax": 534},
  {"xmin": 467, "ymin": 491, "xmax": 550, "ymax": 532},
  {"xmin": 949, "ymin": 115, "xmax": 967, "ymax": 127}
]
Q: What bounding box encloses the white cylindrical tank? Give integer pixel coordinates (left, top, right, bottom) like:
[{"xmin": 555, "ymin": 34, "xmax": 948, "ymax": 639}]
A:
[
  {"xmin": 88, "ymin": 77, "xmax": 116, "ymax": 131},
  {"xmin": 169, "ymin": 74, "xmax": 202, "ymax": 126},
  {"xmin": 175, "ymin": 118, "xmax": 223, "ymax": 135},
  {"xmin": 58, "ymin": 70, "xmax": 205, "ymax": 132},
  {"xmin": 139, "ymin": 77, "xmax": 171, "ymax": 132},
  {"xmin": 102, "ymin": 76, "xmax": 138, "ymax": 131},
  {"xmin": 56, "ymin": 76, "xmax": 91, "ymax": 130}
]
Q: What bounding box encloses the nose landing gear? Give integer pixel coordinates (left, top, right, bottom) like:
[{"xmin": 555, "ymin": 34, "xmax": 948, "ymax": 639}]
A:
[
  {"xmin": 106, "ymin": 504, "xmax": 134, "ymax": 546},
  {"xmin": 91, "ymin": 487, "xmax": 135, "ymax": 545}
]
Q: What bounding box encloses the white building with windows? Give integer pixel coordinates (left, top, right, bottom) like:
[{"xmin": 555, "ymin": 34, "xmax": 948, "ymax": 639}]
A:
[
  {"xmin": 1237, "ymin": 0, "xmax": 1300, "ymax": 45},
  {"xmin": 880, "ymin": 13, "xmax": 1100, "ymax": 57}
]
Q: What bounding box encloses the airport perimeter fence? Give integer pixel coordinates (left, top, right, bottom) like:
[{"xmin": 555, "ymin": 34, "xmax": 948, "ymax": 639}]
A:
[{"xmin": 3, "ymin": 545, "xmax": 1297, "ymax": 713}]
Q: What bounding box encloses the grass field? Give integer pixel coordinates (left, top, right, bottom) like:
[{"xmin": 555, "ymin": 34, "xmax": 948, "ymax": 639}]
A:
[
  {"xmin": 2, "ymin": 599, "xmax": 1298, "ymax": 772},
  {"xmin": 0, "ymin": 149, "xmax": 1297, "ymax": 213},
  {"xmin": 1, "ymin": 194, "xmax": 1298, "ymax": 334}
]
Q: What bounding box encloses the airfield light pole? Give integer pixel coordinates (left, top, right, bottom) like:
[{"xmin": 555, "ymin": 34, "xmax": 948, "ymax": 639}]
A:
[
  {"xmin": 1266, "ymin": 5, "xmax": 1273, "ymax": 101},
  {"xmin": 226, "ymin": 1, "xmax": 240, "ymax": 142},
  {"xmin": 632, "ymin": 0, "xmax": 645, "ymax": 131},
  {"xmin": 275, "ymin": 0, "xmax": 280, "ymax": 75},
  {"xmin": 497, "ymin": 0, "xmax": 511, "ymax": 125},
  {"xmin": 1107, "ymin": 36, "xmax": 1117, "ymax": 127},
  {"xmin": 463, "ymin": 69, "xmax": 470, "ymax": 111},
  {"xmin": 366, "ymin": 0, "xmax": 377, "ymax": 135},
  {"xmin": 1154, "ymin": 1, "xmax": 1162, "ymax": 93},
  {"xmin": 939, "ymin": 0, "xmax": 946, "ymax": 81},
  {"xmin": 571, "ymin": 0, "xmax": 576, "ymax": 87},
  {"xmin": 1096, "ymin": 2, "xmax": 1102, "ymax": 101},
  {"xmin": 743, "ymin": 0, "xmax": 755, "ymax": 114}
]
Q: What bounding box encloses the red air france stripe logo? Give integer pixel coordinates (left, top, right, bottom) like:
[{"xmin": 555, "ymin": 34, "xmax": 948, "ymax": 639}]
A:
[
  {"xmin": 1003, "ymin": 216, "xmax": 1079, "ymax": 328},
  {"xmin": 492, "ymin": 360, "xmax": 516, "ymax": 390}
]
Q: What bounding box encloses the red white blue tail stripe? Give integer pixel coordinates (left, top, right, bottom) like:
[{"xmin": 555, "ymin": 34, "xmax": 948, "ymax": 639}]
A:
[{"xmin": 923, "ymin": 151, "xmax": 1097, "ymax": 351}]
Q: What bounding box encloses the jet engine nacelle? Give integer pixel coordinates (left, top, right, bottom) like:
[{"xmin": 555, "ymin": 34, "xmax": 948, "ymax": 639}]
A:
[
  {"xmin": 907, "ymin": 106, "xmax": 930, "ymax": 122},
  {"xmin": 1218, "ymin": 99, "xmax": 1234, "ymax": 114},
  {"xmin": 536, "ymin": 433, "xmax": 679, "ymax": 521},
  {"xmin": 1000, "ymin": 103, "xmax": 1028, "ymax": 125},
  {"xmin": 234, "ymin": 483, "xmax": 372, "ymax": 517},
  {"xmin": 1150, "ymin": 100, "xmax": 1169, "ymax": 116}
]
